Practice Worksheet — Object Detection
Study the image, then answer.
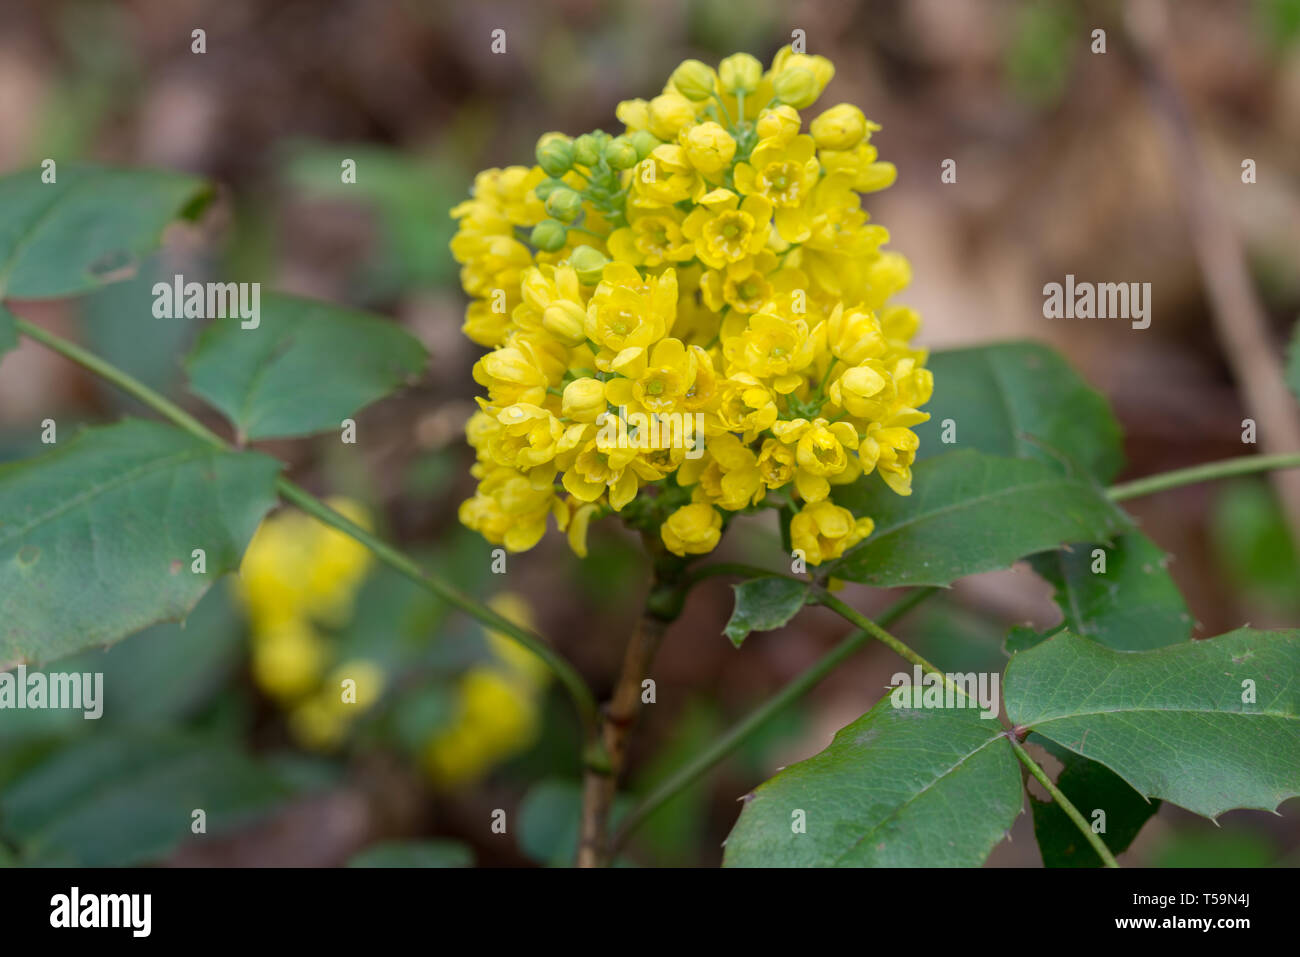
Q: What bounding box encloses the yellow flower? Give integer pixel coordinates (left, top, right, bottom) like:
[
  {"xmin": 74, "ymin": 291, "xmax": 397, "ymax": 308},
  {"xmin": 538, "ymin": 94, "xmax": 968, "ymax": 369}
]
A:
[
  {"xmin": 718, "ymin": 53, "xmax": 762, "ymax": 95},
  {"xmin": 825, "ymin": 304, "xmax": 886, "ymax": 364},
  {"xmin": 459, "ymin": 466, "xmax": 565, "ymax": 551},
  {"xmin": 647, "ymin": 92, "xmax": 697, "ymax": 140},
  {"xmin": 859, "ymin": 421, "xmax": 921, "ymax": 496},
  {"xmin": 732, "ymin": 135, "xmax": 821, "ymax": 242},
  {"xmin": 562, "ymin": 377, "xmax": 607, "ymax": 423},
  {"xmin": 630, "ymin": 144, "xmax": 705, "ymax": 208},
  {"xmin": 770, "ymin": 49, "xmax": 835, "ymax": 107},
  {"xmin": 483, "ymin": 593, "xmax": 553, "ymax": 687},
  {"xmin": 567, "ymin": 501, "xmax": 600, "ymax": 558},
  {"xmin": 681, "ymin": 189, "xmax": 773, "ymax": 271},
  {"xmin": 251, "ymin": 620, "xmax": 327, "ymax": 702},
  {"xmin": 790, "ymin": 500, "xmax": 873, "ymax": 565},
  {"xmin": 452, "ymin": 50, "xmax": 931, "ymax": 561},
  {"xmin": 327, "ymin": 658, "xmax": 386, "ymax": 711},
  {"xmin": 714, "ymin": 374, "xmax": 779, "ymax": 440},
  {"xmin": 561, "ymin": 435, "xmax": 640, "ymax": 510},
  {"xmin": 724, "ymin": 308, "xmax": 817, "ymax": 393},
  {"xmin": 680, "ymin": 433, "xmax": 764, "ymax": 511},
  {"xmin": 810, "ymin": 103, "xmax": 867, "ymax": 151},
  {"xmin": 757, "ymin": 438, "xmax": 796, "ymax": 490},
  {"xmin": 661, "ymin": 502, "xmax": 723, "ymax": 556},
  {"xmin": 605, "ymin": 337, "xmax": 695, "ymax": 413},
  {"xmin": 607, "ymin": 207, "xmax": 694, "ymax": 267},
  {"xmin": 680, "ymin": 122, "xmax": 737, "ymax": 175},
  {"xmin": 772, "ymin": 417, "xmax": 861, "ymax": 502},
  {"xmin": 585, "ymin": 263, "xmax": 678, "ymax": 366},
  {"xmin": 755, "ymin": 105, "xmax": 801, "ymax": 143},
  {"xmin": 423, "ymin": 667, "xmax": 539, "ymax": 787}
]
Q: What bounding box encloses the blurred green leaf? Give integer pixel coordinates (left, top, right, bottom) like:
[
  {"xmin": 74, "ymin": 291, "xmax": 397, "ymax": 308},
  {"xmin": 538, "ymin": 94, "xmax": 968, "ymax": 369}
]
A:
[
  {"xmin": 347, "ymin": 840, "xmax": 473, "ymax": 868},
  {"xmin": 0, "ymin": 420, "xmax": 281, "ymax": 667},
  {"xmin": 1209, "ymin": 479, "xmax": 1300, "ymax": 611},
  {"xmin": 1, "ymin": 732, "xmax": 291, "ymax": 866},
  {"xmin": 1005, "ymin": 2, "xmax": 1077, "ymax": 107},
  {"xmin": 1258, "ymin": 0, "xmax": 1300, "ymax": 49},
  {"xmin": 914, "ymin": 342, "xmax": 1124, "ymax": 482},
  {"xmin": 284, "ymin": 143, "xmax": 467, "ymax": 296},
  {"xmin": 185, "ymin": 292, "xmax": 428, "ymax": 440},
  {"xmin": 723, "ymin": 577, "xmax": 808, "ymax": 648},
  {"xmin": 830, "ymin": 451, "xmax": 1130, "ymax": 587},
  {"xmin": 518, "ymin": 778, "xmax": 632, "ymax": 867},
  {"xmin": 0, "ymin": 164, "xmax": 210, "ymax": 300},
  {"xmin": 1152, "ymin": 827, "xmax": 1278, "ymax": 868}
]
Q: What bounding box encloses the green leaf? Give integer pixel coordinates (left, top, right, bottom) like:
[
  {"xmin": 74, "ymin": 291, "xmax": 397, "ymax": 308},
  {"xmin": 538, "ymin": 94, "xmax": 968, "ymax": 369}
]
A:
[
  {"xmin": 1286, "ymin": 319, "xmax": 1300, "ymax": 403},
  {"xmin": 723, "ymin": 577, "xmax": 809, "ymax": 648},
  {"xmin": 829, "ymin": 451, "xmax": 1130, "ymax": 587},
  {"xmin": 185, "ymin": 292, "xmax": 428, "ymax": 440},
  {"xmin": 518, "ymin": 778, "xmax": 633, "ymax": 867},
  {"xmin": 0, "ymin": 419, "xmax": 281, "ymax": 667},
  {"xmin": 347, "ymin": 840, "xmax": 473, "ymax": 868},
  {"xmin": 913, "ymin": 341, "xmax": 1124, "ymax": 482},
  {"xmin": 0, "ymin": 303, "xmax": 15, "ymax": 358},
  {"xmin": 723, "ymin": 692, "xmax": 1022, "ymax": 867},
  {"xmin": 0, "ymin": 163, "xmax": 211, "ymax": 300},
  {"xmin": 1028, "ymin": 737, "xmax": 1159, "ymax": 867},
  {"xmin": 1025, "ymin": 531, "xmax": 1192, "ymax": 651},
  {"xmin": 1005, "ymin": 629, "xmax": 1300, "ymax": 819},
  {"xmin": 0, "ymin": 732, "xmax": 290, "ymax": 866}
]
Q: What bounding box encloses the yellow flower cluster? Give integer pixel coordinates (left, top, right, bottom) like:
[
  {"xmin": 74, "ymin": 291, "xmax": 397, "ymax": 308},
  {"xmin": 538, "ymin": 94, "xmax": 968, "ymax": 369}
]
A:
[
  {"xmin": 237, "ymin": 498, "xmax": 385, "ymax": 749},
  {"xmin": 451, "ymin": 48, "xmax": 931, "ymax": 565},
  {"xmin": 423, "ymin": 593, "xmax": 551, "ymax": 786}
]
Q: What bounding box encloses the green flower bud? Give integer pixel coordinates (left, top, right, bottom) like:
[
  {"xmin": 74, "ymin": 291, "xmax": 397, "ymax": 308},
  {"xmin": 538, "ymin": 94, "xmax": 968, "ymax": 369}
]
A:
[
  {"xmin": 535, "ymin": 134, "xmax": 574, "ymax": 177},
  {"xmin": 604, "ymin": 136, "xmax": 639, "ymax": 170},
  {"xmin": 628, "ymin": 129, "xmax": 660, "ymax": 161},
  {"xmin": 544, "ymin": 187, "xmax": 584, "ymax": 223},
  {"xmin": 772, "ymin": 66, "xmax": 818, "ymax": 109},
  {"xmin": 530, "ymin": 219, "xmax": 568, "ymax": 252},
  {"xmin": 670, "ymin": 59, "xmax": 717, "ymax": 101},
  {"xmin": 569, "ymin": 245, "xmax": 610, "ymax": 284},
  {"xmin": 718, "ymin": 53, "xmax": 762, "ymax": 96},
  {"xmin": 572, "ymin": 133, "xmax": 601, "ymax": 167},
  {"xmin": 534, "ymin": 177, "xmax": 567, "ymax": 200}
]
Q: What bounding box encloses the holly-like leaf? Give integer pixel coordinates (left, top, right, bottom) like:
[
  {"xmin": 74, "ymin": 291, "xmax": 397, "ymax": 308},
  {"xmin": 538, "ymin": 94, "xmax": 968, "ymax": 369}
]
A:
[
  {"xmin": 185, "ymin": 292, "xmax": 428, "ymax": 440},
  {"xmin": 723, "ymin": 577, "xmax": 809, "ymax": 648},
  {"xmin": 1025, "ymin": 531, "xmax": 1192, "ymax": 651},
  {"xmin": 913, "ymin": 341, "xmax": 1124, "ymax": 482},
  {"xmin": 1028, "ymin": 737, "xmax": 1159, "ymax": 868},
  {"xmin": 0, "ymin": 164, "xmax": 210, "ymax": 300},
  {"xmin": 829, "ymin": 451, "xmax": 1130, "ymax": 588},
  {"xmin": 0, "ymin": 732, "xmax": 290, "ymax": 866},
  {"xmin": 347, "ymin": 840, "xmax": 473, "ymax": 868},
  {"xmin": 723, "ymin": 691, "xmax": 1022, "ymax": 867},
  {"xmin": 1005, "ymin": 629, "xmax": 1300, "ymax": 819},
  {"xmin": 0, "ymin": 419, "xmax": 281, "ymax": 667}
]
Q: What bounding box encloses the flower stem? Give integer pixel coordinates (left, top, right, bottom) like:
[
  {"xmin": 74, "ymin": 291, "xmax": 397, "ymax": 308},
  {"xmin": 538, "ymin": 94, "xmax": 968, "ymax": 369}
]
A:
[
  {"xmin": 578, "ymin": 557, "xmax": 679, "ymax": 866},
  {"xmin": 1010, "ymin": 738, "xmax": 1119, "ymax": 867},
  {"xmin": 15, "ymin": 317, "xmax": 600, "ymax": 736},
  {"xmin": 612, "ymin": 586, "xmax": 936, "ymax": 851},
  {"xmin": 1107, "ymin": 451, "xmax": 1300, "ymax": 502}
]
